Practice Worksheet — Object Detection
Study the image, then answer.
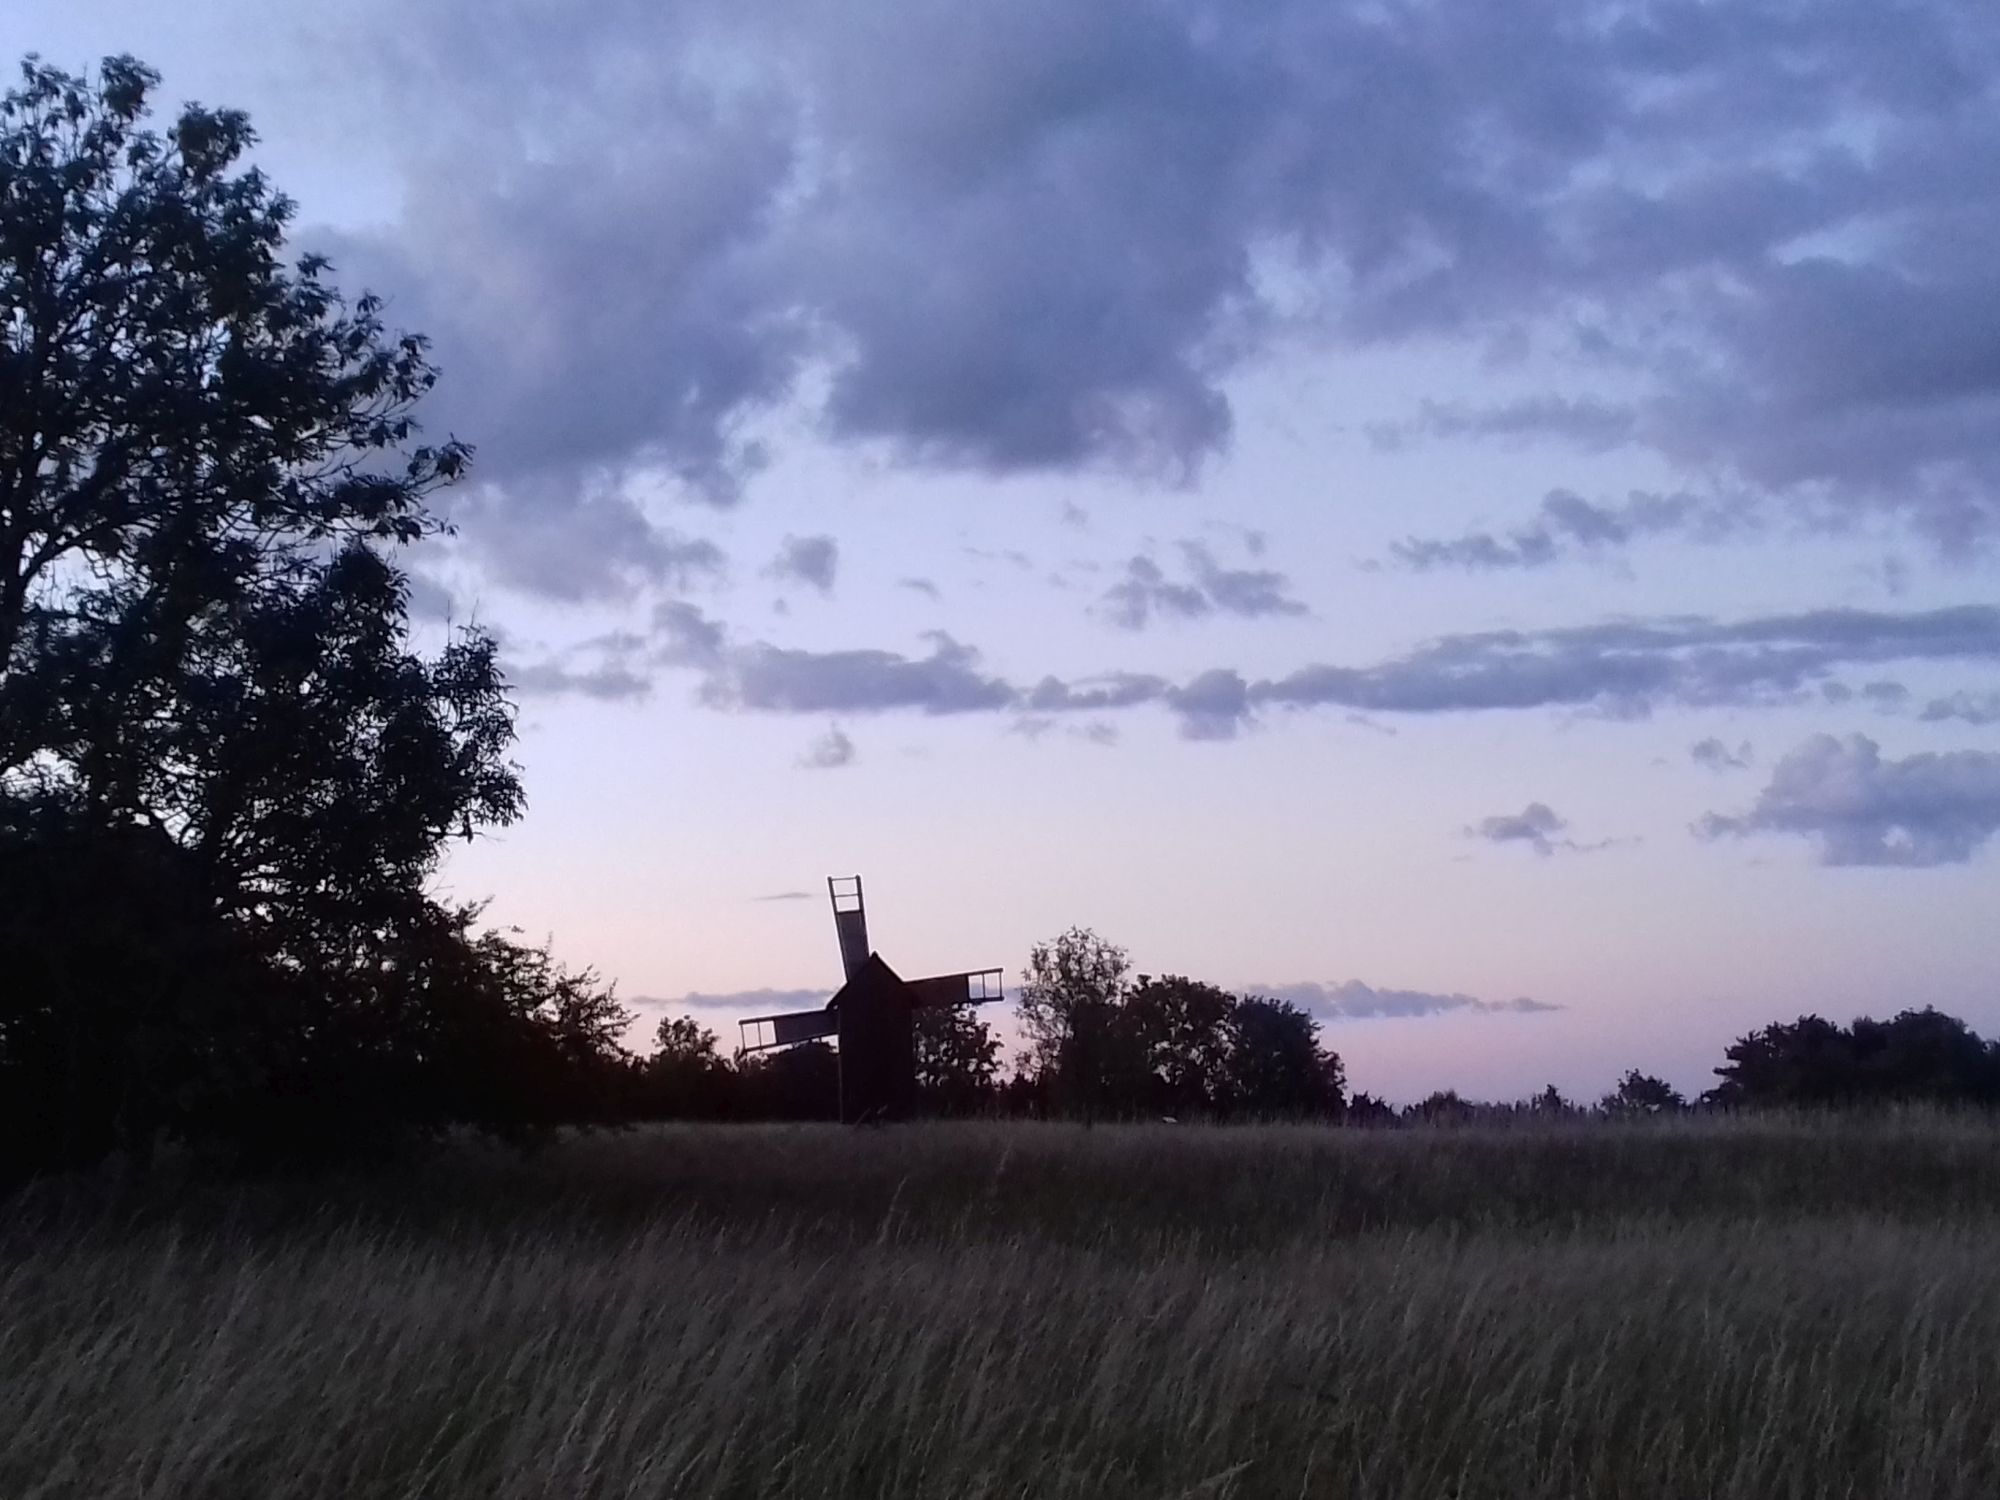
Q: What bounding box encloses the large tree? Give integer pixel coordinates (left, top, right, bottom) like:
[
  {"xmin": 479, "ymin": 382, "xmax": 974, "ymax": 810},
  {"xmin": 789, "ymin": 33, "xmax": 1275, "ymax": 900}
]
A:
[
  {"xmin": 914, "ymin": 1002, "xmax": 1001, "ymax": 1115},
  {"xmin": 1016, "ymin": 926, "xmax": 1134, "ymax": 1122},
  {"xmin": 1125, "ymin": 974, "xmax": 1235, "ymax": 1115},
  {"xmin": 0, "ymin": 56, "xmax": 598, "ymax": 1176}
]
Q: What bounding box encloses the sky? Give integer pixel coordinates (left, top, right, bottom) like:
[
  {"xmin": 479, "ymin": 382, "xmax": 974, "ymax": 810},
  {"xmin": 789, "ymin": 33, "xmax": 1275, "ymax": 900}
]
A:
[{"xmin": 11, "ymin": 0, "xmax": 2000, "ymax": 1103}]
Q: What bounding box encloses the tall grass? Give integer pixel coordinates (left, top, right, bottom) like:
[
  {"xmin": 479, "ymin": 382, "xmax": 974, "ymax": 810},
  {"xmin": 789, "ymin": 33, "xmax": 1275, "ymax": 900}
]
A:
[{"xmin": 6, "ymin": 1117, "xmax": 2000, "ymax": 1498}]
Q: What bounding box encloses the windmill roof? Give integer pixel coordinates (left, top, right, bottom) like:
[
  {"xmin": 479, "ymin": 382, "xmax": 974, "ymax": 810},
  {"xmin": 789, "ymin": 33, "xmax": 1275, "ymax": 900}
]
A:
[{"xmin": 827, "ymin": 951, "xmax": 906, "ymax": 1010}]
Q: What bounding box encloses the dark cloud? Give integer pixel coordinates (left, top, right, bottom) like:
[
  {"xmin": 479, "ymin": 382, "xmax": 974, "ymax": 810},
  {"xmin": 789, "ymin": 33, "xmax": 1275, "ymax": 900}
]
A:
[
  {"xmin": 507, "ymin": 629, "xmax": 655, "ymax": 701},
  {"xmin": 798, "ymin": 725, "xmax": 857, "ymax": 769},
  {"xmin": 1100, "ymin": 555, "xmax": 1211, "ymax": 629},
  {"xmin": 897, "ymin": 576, "xmax": 942, "ymax": 600},
  {"xmin": 1921, "ymin": 691, "xmax": 2000, "ymax": 726},
  {"xmin": 654, "ymin": 599, "xmax": 730, "ymax": 666},
  {"xmin": 1697, "ymin": 733, "xmax": 2000, "ymax": 867},
  {"xmin": 751, "ymin": 891, "xmax": 815, "ymax": 902},
  {"xmin": 527, "ymin": 602, "xmax": 2000, "ymax": 734},
  {"xmin": 702, "ymin": 629, "xmax": 1015, "ymax": 715},
  {"xmin": 1466, "ymin": 801, "xmax": 1595, "ymax": 857},
  {"xmin": 296, "ymin": 0, "xmax": 2000, "ymax": 588},
  {"xmin": 1256, "ymin": 980, "xmax": 1564, "ymax": 1022},
  {"xmin": 1168, "ymin": 668, "xmax": 1252, "ymax": 742},
  {"xmin": 1691, "ymin": 737, "xmax": 1754, "ymax": 772},
  {"xmin": 1392, "ymin": 489, "xmax": 1753, "ymax": 571},
  {"xmin": 507, "ymin": 660, "xmax": 652, "ymax": 701},
  {"xmin": 769, "ymin": 534, "xmax": 839, "ymax": 595},
  {"xmin": 1238, "ymin": 605, "xmax": 2000, "ymax": 738},
  {"xmin": 452, "ymin": 481, "xmax": 729, "ymax": 602},
  {"xmin": 1098, "ymin": 541, "xmax": 1305, "ymax": 630},
  {"xmin": 1024, "ymin": 672, "xmax": 1172, "ymax": 713}
]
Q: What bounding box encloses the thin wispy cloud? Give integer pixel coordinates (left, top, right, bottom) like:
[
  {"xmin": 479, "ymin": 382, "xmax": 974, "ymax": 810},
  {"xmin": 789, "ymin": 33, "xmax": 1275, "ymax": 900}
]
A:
[
  {"xmin": 1256, "ymin": 980, "xmax": 1564, "ymax": 1022},
  {"xmin": 798, "ymin": 725, "xmax": 857, "ymax": 769},
  {"xmin": 1392, "ymin": 490, "xmax": 1754, "ymax": 572}
]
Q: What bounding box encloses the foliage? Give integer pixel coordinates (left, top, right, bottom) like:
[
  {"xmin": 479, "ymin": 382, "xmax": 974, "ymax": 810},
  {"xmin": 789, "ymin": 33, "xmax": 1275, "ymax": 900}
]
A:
[
  {"xmin": 1708, "ymin": 1008, "xmax": 2000, "ymax": 1110},
  {"xmin": 0, "ymin": 56, "xmax": 640, "ymax": 1180},
  {"xmin": 1601, "ymin": 1070, "xmax": 1687, "ymax": 1117},
  {"xmin": 1016, "ymin": 926, "xmax": 1133, "ymax": 1120},
  {"xmin": 913, "ymin": 1003, "xmax": 1001, "ymax": 1114},
  {"xmin": 1013, "ymin": 939, "xmax": 1344, "ymax": 1121}
]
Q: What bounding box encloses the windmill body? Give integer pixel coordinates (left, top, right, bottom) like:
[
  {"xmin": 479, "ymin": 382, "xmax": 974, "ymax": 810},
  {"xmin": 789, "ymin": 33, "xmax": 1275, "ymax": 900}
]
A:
[{"xmin": 738, "ymin": 877, "xmax": 1002, "ymax": 1122}]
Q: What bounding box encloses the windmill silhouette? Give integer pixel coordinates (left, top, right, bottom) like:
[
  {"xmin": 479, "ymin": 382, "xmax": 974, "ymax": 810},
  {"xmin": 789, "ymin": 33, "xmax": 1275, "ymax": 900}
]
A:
[{"xmin": 738, "ymin": 877, "xmax": 1003, "ymax": 1122}]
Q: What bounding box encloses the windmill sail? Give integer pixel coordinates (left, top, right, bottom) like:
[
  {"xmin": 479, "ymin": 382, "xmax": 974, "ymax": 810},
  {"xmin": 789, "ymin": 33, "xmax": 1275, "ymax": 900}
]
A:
[
  {"xmin": 739, "ymin": 1006, "xmax": 838, "ymax": 1053},
  {"xmin": 829, "ymin": 875, "xmax": 870, "ymax": 980}
]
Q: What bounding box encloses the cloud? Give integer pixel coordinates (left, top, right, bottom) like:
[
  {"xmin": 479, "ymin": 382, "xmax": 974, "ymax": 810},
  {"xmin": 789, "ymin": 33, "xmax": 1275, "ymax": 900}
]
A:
[
  {"xmin": 1256, "ymin": 980, "xmax": 1563, "ymax": 1022},
  {"xmin": 1240, "ymin": 605, "xmax": 2000, "ymax": 735},
  {"xmin": 528, "ymin": 600, "xmax": 2000, "ymax": 733},
  {"xmin": 1691, "ymin": 737, "xmax": 1754, "ymax": 772},
  {"xmin": 632, "ymin": 989, "xmax": 831, "ymax": 1019},
  {"xmin": 798, "ymin": 724, "xmax": 857, "ymax": 769},
  {"xmin": 1372, "ymin": 398, "xmax": 1639, "ymax": 454},
  {"xmin": 507, "ymin": 629, "xmax": 656, "ymax": 701},
  {"xmin": 452, "ymin": 480, "xmax": 730, "ymax": 602},
  {"xmin": 1391, "ymin": 489, "xmax": 1753, "ymax": 571},
  {"xmin": 404, "ymin": 568, "xmax": 459, "ymax": 623},
  {"xmin": 283, "ymin": 0, "xmax": 2000, "ymax": 583},
  {"xmin": 702, "ymin": 628, "xmax": 1016, "ymax": 715},
  {"xmin": 1920, "ymin": 691, "xmax": 2000, "ymax": 726},
  {"xmin": 507, "ymin": 660, "xmax": 652, "ymax": 701},
  {"xmin": 1697, "ymin": 733, "xmax": 2000, "ymax": 867},
  {"xmin": 897, "ymin": 576, "xmax": 942, "ymax": 600},
  {"xmin": 1098, "ymin": 541, "xmax": 1306, "ymax": 630},
  {"xmin": 751, "ymin": 890, "xmax": 815, "ymax": 902},
  {"xmin": 1100, "ymin": 555, "xmax": 1210, "ymax": 629},
  {"xmin": 1463, "ymin": 801, "xmax": 1611, "ymax": 857},
  {"xmin": 1009, "ymin": 715, "xmax": 1119, "ymax": 746},
  {"xmin": 769, "ymin": 534, "xmax": 840, "ymax": 595}
]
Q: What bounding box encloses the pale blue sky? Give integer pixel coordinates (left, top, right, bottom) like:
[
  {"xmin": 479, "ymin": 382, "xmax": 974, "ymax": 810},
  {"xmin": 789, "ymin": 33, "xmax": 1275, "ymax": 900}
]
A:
[{"xmin": 13, "ymin": 0, "xmax": 1999, "ymax": 1100}]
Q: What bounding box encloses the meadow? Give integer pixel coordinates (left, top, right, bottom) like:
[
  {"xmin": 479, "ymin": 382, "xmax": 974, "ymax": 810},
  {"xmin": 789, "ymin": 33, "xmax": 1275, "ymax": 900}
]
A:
[{"xmin": 6, "ymin": 1116, "xmax": 2000, "ymax": 1499}]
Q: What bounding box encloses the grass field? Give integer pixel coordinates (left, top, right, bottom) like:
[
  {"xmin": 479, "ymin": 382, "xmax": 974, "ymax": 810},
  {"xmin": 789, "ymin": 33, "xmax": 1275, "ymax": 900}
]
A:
[{"xmin": 6, "ymin": 1117, "xmax": 2000, "ymax": 1498}]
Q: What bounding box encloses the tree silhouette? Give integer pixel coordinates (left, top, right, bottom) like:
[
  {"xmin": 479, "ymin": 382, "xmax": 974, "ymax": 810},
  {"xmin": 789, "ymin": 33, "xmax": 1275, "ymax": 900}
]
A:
[
  {"xmin": 1222, "ymin": 996, "xmax": 1344, "ymax": 1119},
  {"xmin": 1708, "ymin": 1009, "xmax": 2000, "ymax": 1110},
  {"xmin": 1017, "ymin": 927, "xmax": 1132, "ymax": 1123},
  {"xmin": 1126, "ymin": 975, "xmax": 1234, "ymax": 1115},
  {"xmin": 0, "ymin": 56, "xmax": 619, "ymax": 1178},
  {"xmin": 1598, "ymin": 1070, "xmax": 1685, "ymax": 1118},
  {"xmin": 914, "ymin": 1003, "xmax": 1001, "ymax": 1115}
]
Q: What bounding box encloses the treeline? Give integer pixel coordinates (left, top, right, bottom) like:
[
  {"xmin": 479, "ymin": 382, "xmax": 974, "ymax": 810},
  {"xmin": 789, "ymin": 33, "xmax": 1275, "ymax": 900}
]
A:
[
  {"xmin": 628, "ymin": 927, "xmax": 1347, "ymax": 1123},
  {"xmin": 630, "ymin": 968, "xmax": 2000, "ymax": 1126}
]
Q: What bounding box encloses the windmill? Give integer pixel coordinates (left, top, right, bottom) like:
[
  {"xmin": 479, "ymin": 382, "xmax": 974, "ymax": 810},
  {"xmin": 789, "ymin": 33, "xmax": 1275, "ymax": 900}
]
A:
[{"xmin": 738, "ymin": 876, "xmax": 1004, "ymax": 1122}]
